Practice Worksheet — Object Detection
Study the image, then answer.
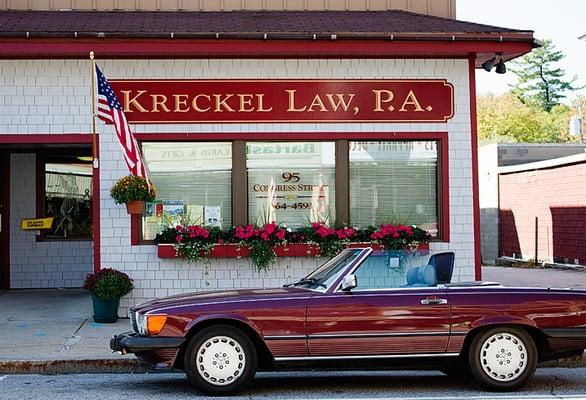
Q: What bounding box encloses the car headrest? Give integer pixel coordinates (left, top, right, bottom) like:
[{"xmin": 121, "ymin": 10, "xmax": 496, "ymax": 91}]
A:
[
  {"xmin": 422, "ymin": 265, "xmax": 437, "ymax": 286},
  {"xmin": 406, "ymin": 267, "xmax": 418, "ymax": 285},
  {"xmin": 406, "ymin": 265, "xmax": 436, "ymax": 286}
]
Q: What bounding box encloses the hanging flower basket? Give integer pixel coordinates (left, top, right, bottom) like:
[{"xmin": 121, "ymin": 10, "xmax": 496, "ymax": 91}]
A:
[
  {"xmin": 125, "ymin": 200, "xmax": 145, "ymax": 215},
  {"xmin": 110, "ymin": 175, "xmax": 156, "ymax": 215}
]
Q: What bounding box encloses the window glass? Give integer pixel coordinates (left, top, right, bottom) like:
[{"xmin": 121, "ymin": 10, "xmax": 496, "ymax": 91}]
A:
[
  {"xmin": 246, "ymin": 142, "xmax": 335, "ymax": 227},
  {"xmin": 352, "ymin": 250, "xmax": 436, "ymax": 290},
  {"xmin": 141, "ymin": 142, "xmax": 232, "ymax": 240},
  {"xmin": 45, "ymin": 160, "xmax": 93, "ymax": 239},
  {"xmin": 349, "ymin": 141, "xmax": 438, "ymax": 236},
  {"xmin": 303, "ymin": 249, "xmax": 363, "ymax": 290}
]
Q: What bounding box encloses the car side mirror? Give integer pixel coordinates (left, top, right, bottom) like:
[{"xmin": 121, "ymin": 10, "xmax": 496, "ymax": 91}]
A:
[{"xmin": 341, "ymin": 274, "xmax": 357, "ymax": 291}]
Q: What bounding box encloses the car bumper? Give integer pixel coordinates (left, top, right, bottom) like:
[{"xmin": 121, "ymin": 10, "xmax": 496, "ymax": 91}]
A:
[{"xmin": 110, "ymin": 332, "xmax": 185, "ymax": 354}]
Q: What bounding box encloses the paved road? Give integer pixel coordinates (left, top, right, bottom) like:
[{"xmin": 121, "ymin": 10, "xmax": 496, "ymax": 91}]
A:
[
  {"xmin": 482, "ymin": 266, "xmax": 586, "ymax": 289},
  {"xmin": 0, "ymin": 369, "xmax": 585, "ymax": 400}
]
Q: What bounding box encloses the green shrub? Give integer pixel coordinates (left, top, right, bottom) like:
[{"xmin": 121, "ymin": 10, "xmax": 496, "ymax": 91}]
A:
[{"xmin": 84, "ymin": 268, "xmax": 134, "ymax": 301}]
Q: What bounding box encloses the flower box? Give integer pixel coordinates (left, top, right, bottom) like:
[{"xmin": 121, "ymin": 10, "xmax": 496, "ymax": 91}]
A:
[
  {"xmin": 158, "ymin": 243, "xmax": 250, "ymax": 259},
  {"xmin": 275, "ymin": 244, "xmax": 321, "ymax": 257},
  {"xmin": 347, "ymin": 242, "xmax": 384, "ymax": 250},
  {"xmin": 157, "ymin": 241, "xmax": 429, "ymax": 259},
  {"xmin": 223, "ymin": 244, "xmax": 249, "ymax": 258},
  {"xmin": 157, "ymin": 243, "xmax": 177, "ymax": 258}
]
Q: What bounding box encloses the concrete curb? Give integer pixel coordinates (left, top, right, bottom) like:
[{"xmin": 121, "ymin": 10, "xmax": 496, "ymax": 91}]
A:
[
  {"xmin": 539, "ymin": 352, "xmax": 586, "ymax": 368},
  {"xmin": 495, "ymin": 257, "xmax": 585, "ymax": 271},
  {"xmin": 0, "ymin": 359, "xmax": 149, "ymax": 374},
  {"xmin": 0, "ymin": 353, "xmax": 584, "ymax": 374}
]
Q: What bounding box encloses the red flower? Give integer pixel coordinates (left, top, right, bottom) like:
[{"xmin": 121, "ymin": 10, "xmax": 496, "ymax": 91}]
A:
[
  {"xmin": 175, "ymin": 234, "xmax": 183, "ymax": 243},
  {"xmin": 275, "ymin": 229, "xmax": 286, "ymax": 240},
  {"xmin": 264, "ymin": 222, "xmax": 276, "ymax": 235}
]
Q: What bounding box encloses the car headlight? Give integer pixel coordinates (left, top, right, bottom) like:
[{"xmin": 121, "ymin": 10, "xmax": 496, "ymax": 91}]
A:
[
  {"xmin": 136, "ymin": 312, "xmax": 167, "ymax": 336},
  {"xmin": 136, "ymin": 312, "xmax": 147, "ymax": 335}
]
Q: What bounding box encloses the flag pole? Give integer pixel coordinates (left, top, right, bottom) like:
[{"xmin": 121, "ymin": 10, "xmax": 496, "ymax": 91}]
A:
[{"xmin": 90, "ymin": 51, "xmax": 98, "ymax": 169}]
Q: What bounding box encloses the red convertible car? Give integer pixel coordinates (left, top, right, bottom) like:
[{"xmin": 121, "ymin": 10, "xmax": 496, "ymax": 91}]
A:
[{"xmin": 111, "ymin": 248, "xmax": 586, "ymax": 395}]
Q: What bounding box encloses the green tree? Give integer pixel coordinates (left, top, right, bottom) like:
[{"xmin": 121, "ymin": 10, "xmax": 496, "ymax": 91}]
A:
[
  {"xmin": 509, "ymin": 39, "xmax": 581, "ymax": 111},
  {"xmin": 477, "ymin": 93, "xmax": 572, "ymax": 144}
]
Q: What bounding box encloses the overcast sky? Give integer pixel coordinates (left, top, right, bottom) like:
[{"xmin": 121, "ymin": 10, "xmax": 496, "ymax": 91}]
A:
[{"xmin": 458, "ymin": 0, "xmax": 586, "ymax": 102}]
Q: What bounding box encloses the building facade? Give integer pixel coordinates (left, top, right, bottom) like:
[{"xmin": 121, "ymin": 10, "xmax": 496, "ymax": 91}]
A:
[
  {"xmin": 0, "ymin": 4, "xmax": 534, "ymax": 315},
  {"xmin": 499, "ymin": 153, "xmax": 586, "ymax": 265},
  {"xmin": 478, "ymin": 143, "xmax": 586, "ymax": 264}
]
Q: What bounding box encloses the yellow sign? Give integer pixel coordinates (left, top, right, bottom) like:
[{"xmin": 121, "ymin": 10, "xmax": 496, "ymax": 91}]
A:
[{"xmin": 21, "ymin": 217, "xmax": 54, "ymax": 230}]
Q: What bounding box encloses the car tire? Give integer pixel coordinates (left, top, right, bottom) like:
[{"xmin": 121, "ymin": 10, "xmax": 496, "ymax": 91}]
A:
[
  {"xmin": 468, "ymin": 326, "xmax": 537, "ymax": 391},
  {"xmin": 184, "ymin": 324, "xmax": 257, "ymax": 396}
]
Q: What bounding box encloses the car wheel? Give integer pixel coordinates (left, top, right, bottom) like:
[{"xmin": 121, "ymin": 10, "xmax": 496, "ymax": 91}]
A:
[
  {"xmin": 468, "ymin": 326, "xmax": 537, "ymax": 391},
  {"xmin": 184, "ymin": 325, "xmax": 257, "ymax": 396}
]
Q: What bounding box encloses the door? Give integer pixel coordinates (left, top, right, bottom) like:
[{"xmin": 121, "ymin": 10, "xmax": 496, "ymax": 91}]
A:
[
  {"xmin": 0, "ymin": 152, "xmax": 8, "ymax": 289},
  {"xmin": 306, "ymin": 252, "xmax": 450, "ymax": 357}
]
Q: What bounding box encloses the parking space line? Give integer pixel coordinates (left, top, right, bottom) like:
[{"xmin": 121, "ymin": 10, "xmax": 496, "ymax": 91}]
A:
[{"xmin": 293, "ymin": 396, "xmax": 586, "ymax": 400}]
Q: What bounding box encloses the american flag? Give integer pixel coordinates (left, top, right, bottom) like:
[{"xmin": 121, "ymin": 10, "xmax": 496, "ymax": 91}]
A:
[{"xmin": 95, "ymin": 65, "xmax": 149, "ymax": 179}]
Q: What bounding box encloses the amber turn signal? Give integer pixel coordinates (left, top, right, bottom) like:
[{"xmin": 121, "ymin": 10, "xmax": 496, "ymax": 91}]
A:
[{"xmin": 146, "ymin": 314, "xmax": 168, "ymax": 335}]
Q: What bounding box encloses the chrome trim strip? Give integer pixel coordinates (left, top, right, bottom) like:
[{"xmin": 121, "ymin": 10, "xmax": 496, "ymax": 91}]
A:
[
  {"xmin": 308, "ymin": 332, "xmax": 449, "ymax": 339},
  {"xmin": 349, "ymin": 287, "xmax": 445, "ymax": 292},
  {"xmin": 274, "ymin": 352, "xmax": 460, "ymax": 362},
  {"xmin": 264, "ymin": 335, "xmax": 307, "ymax": 340},
  {"xmin": 264, "ymin": 331, "xmax": 455, "ymax": 340}
]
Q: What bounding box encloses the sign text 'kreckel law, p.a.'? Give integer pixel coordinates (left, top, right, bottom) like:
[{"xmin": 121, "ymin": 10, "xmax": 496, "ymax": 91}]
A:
[{"xmin": 108, "ymin": 80, "xmax": 454, "ymax": 123}]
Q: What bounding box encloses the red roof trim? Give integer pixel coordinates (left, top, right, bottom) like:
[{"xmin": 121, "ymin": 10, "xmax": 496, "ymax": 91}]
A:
[{"xmin": 0, "ymin": 39, "xmax": 533, "ymax": 62}]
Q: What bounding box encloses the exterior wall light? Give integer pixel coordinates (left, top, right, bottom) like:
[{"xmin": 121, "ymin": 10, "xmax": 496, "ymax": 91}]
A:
[{"xmin": 482, "ymin": 53, "xmax": 506, "ymax": 74}]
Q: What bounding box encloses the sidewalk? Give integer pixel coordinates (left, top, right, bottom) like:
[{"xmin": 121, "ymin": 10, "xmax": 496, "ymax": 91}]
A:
[
  {"xmin": 0, "ymin": 286, "xmax": 583, "ymax": 374},
  {"xmin": 0, "ymin": 289, "xmax": 145, "ymax": 374}
]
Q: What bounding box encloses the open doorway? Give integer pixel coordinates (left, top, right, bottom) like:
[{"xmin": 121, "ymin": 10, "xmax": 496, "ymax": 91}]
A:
[{"xmin": 0, "ymin": 151, "xmax": 9, "ymax": 289}]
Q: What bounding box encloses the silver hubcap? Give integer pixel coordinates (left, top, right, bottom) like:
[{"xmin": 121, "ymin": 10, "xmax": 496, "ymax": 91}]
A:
[
  {"xmin": 196, "ymin": 335, "xmax": 246, "ymax": 386},
  {"xmin": 480, "ymin": 332, "xmax": 528, "ymax": 382}
]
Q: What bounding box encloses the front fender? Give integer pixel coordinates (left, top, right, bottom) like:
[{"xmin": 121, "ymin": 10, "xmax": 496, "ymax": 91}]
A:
[
  {"xmin": 184, "ymin": 312, "xmax": 264, "ymax": 338},
  {"xmin": 469, "ymin": 315, "xmax": 539, "ymax": 330}
]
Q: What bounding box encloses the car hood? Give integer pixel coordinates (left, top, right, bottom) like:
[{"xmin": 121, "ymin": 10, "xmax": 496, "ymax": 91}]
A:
[{"xmin": 133, "ymin": 287, "xmax": 313, "ymax": 313}]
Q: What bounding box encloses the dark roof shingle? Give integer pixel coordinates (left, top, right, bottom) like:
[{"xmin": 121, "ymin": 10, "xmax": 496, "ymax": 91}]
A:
[{"xmin": 0, "ymin": 10, "xmax": 532, "ymax": 38}]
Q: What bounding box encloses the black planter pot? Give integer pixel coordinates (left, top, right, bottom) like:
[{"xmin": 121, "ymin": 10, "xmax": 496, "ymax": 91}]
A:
[{"xmin": 91, "ymin": 295, "xmax": 120, "ymax": 323}]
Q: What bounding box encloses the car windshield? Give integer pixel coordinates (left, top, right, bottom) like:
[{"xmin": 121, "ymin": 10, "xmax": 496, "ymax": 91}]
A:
[{"xmin": 285, "ymin": 249, "xmax": 364, "ymax": 291}]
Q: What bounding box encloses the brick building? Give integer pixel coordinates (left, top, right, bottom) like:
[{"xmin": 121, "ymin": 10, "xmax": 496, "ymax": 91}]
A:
[
  {"xmin": 478, "ymin": 143, "xmax": 586, "ymax": 264},
  {"xmin": 499, "ymin": 153, "xmax": 586, "ymax": 265},
  {"xmin": 0, "ymin": 1, "xmax": 535, "ymax": 315}
]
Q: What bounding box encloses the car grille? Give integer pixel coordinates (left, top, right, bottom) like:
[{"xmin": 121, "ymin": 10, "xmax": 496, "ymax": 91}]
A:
[{"xmin": 129, "ymin": 310, "xmax": 138, "ymax": 333}]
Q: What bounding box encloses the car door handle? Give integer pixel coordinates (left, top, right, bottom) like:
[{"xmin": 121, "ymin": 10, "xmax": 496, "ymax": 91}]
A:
[{"xmin": 421, "ymin": 297, "xmax": 448, "ymax": 305}]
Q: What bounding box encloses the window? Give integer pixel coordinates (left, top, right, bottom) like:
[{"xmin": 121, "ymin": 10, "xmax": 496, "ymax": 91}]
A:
[
  {"xmin": 349, "ymin": 141, "xmax": 439, "ymax": 236},
  {"xmin": 141, "ymin": 142, "xmax": 232, "ymax": 240},
  {"xmin": 352, "ymin": 250, "xmax": 437, "ymax": 290},
  {"xmin": 43, "ymin": 156, "xmax": 93, "ymax": 240},
  {"xmin": 246, "ymin": 142, "xmax": 335, "ymax": 227},
  {"xmin": 135, "ymin": 135, "xmax": 447, "ymax": 243},
  {"xmin": 353, "ymin": 251, "xmax": 409, "ymax": 290}
]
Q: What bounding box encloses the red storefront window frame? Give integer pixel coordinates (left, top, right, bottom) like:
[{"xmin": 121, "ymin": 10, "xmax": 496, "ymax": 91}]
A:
[{"xmin": 130, "ymin": 131, "xmax": 450, "ymax": 246}]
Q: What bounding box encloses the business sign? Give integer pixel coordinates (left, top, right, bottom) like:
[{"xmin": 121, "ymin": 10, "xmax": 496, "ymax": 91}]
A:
[
  {"xmin": 21, "ymin": 217, "xmax": 54, "ymax": 230},
  {"xmin": 109, "ymin": 79, "xmax": 454, "ymax": 123}
]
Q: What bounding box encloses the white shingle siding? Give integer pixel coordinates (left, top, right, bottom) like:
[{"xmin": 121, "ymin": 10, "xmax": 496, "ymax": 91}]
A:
[
  {"xmin": 9, "ymin": 154, "xmax": 94, "ymax": 288},
  {"xmin": 0, "ymin": 58, "xmax": 474, "ymax": 316}
]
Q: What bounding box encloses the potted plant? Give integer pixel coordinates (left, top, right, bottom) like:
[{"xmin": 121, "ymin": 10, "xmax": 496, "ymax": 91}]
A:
[
  {"xmin": 110, "ymin": 175, "xmax": 156, "ymax": 215},
  {"xmin": 84, "ymin": 268, "xmax": 134, "ymax": 323}
]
